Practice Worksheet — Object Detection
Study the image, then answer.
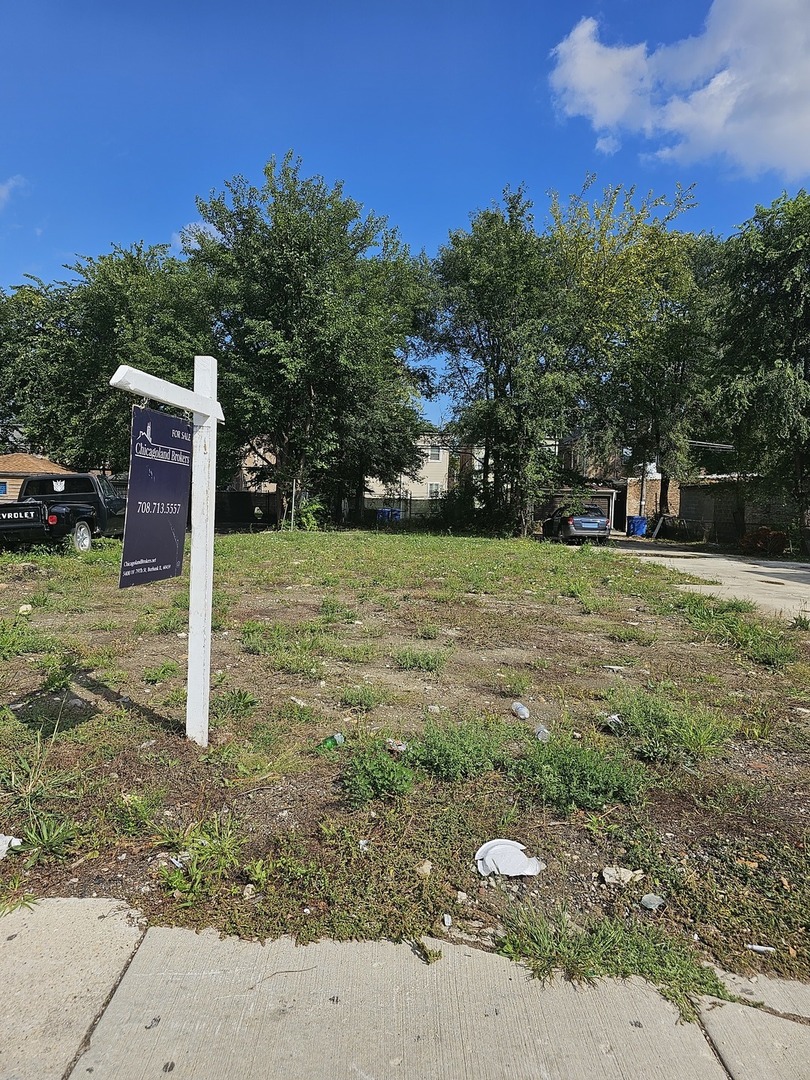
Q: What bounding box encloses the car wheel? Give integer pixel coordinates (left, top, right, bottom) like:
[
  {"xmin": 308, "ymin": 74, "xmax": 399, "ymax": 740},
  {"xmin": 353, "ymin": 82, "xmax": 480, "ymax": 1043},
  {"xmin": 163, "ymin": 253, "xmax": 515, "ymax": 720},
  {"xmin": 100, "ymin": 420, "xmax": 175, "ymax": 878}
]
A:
[{"xmin": 72, "ymin": 520, "xmax": 92, "ymax": 553}]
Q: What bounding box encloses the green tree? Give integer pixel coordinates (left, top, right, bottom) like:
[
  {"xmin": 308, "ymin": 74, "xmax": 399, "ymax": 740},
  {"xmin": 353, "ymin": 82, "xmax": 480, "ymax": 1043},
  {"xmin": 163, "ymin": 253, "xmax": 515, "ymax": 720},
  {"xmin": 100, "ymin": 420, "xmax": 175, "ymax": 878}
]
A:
[
  {"xmin": 0, "ymin": 245, "xmax": 214, "ymax": 471},
  {"xmin": 592, "ymin": 230, "xmax": 719, "ymax": 514},
  {"xmin": 432, "ymin": 180, "xmax": 694, "ymax": 533},
  {"xmin": 186, "ymin": 153, "xmax": 426, "ymax": 520},
  {"xmin": 720, "ymin": 191, "xmax": 810, "ymax": 543},
  {"xmin": 431, "ymin": 188, "xmax": 554, "ymax": 532}
]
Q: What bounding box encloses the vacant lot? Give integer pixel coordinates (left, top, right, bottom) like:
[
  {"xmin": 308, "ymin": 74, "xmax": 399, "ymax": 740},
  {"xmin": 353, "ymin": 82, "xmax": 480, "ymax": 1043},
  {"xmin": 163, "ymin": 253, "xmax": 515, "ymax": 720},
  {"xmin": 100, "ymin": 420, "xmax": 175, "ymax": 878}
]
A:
[{"xmin": 1, "ymin": 532, "xmax": 808, "ymax": 1012}]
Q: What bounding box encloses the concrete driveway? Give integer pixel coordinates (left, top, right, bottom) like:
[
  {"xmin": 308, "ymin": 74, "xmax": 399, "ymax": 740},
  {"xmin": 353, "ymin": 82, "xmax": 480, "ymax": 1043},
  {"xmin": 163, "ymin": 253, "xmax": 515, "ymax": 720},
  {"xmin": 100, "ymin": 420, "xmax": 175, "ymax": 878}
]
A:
[{"xmin": 612, "ymin": 541, "xmax": 810, "ymax": 621}]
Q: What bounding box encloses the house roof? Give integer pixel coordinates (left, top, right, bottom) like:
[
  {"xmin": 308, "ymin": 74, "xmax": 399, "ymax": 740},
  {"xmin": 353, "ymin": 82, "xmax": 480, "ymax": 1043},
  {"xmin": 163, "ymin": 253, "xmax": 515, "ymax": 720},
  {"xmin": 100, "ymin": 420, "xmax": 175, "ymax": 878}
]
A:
[{"xmin": 0, "ymin": 453, "xmax": 73, "ymax": 476}]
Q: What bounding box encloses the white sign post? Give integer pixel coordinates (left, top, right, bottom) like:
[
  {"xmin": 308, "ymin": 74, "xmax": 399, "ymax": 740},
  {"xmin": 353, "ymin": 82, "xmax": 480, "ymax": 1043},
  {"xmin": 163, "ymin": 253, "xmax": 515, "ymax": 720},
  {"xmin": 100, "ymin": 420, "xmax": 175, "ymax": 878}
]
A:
[{"xmin": 110, "ymin": 356, "xmax": 224, "ymax": 747}]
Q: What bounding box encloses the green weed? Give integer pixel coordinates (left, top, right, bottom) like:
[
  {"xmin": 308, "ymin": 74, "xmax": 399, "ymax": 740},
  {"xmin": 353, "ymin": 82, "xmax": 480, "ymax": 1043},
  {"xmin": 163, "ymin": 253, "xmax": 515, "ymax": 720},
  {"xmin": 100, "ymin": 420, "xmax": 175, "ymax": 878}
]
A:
[
  {"xmin": 0, "ymin": 873, "xmax": 37, "ymax": 916},
  {"xmin": 407, "ymin": 720, "xmax": 508, "ymax": 782},
  {"xmin": 111, "ymin": 790, "xmax": 166, "ymax": 836},
  {"xmin": 143, "ymin": 661, "xmax": 180, "ymax": 685},
  {"xmin": 211, "ymin": 689, "xmax": 259, "ymax": 724},
  {"xmin": 393, "ymin": 647, "xmax": 448, "ymax": 674},
  {"xmin": 660, "ymin": 593, "xmax": 797, "ymax": 669},
  {"xmin": 319, "ymin": 597, "xmax": 358, "ymax": 623},
  {"xmin": 15, "ymin": 815, "xmax": 78, "ymax": 867},
  {"xmin": 606, "ymin": 684, "xmax": 737, "ymax": 764},
  {"xmin": 158, "ymin": 814, "xmax": 244, "ymax": 903},
  {"xmin": 38, "ymin": 651, "xmax": 78, "ymax": 692},
  {"xmin": 506, "ymin": 736, "xmax": 647, "ymax": 813},
  {"xmin": 494, "ymin": 667, "xmax": 533, "ymax": 697},
  {"xmin": 499, "ymin": 905, "xmax": 731, "ymax": 1021},
  {"xmin": 0, "ymin": 619, "xmax": 56, "ymax": 660},
  {"xmin": 339, "ymin": 684, "xmax": 391, "ymax": 711},
  {"xmin": 343, "ymin": 744, "xmax": 414, "ymax": 806}
]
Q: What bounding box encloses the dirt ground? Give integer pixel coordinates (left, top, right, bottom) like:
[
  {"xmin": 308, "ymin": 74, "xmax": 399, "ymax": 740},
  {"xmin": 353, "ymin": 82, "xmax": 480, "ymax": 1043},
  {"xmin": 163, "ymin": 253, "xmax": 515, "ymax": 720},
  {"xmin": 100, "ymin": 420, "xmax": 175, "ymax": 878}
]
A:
[{"xmin": 1, "ymin": 532, "xmax": 808, "ymax": 982}]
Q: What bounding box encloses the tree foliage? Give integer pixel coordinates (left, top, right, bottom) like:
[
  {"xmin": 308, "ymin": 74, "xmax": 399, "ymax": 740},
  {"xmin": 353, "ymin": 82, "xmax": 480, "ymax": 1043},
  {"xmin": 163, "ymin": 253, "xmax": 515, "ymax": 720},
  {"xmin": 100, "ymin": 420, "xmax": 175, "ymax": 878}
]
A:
[
  {"xmin": 186, "ymin": 153, "xmax": 426, "ymax": 516},
  {"xmin": 0, "ymin": 245, "xmax": 214, "ymax": 471},
  {"xmin": 720, "ymin": 191, "xmax": 810, "ymax": 529},
  {"xmin": 432, "ymin": 180, "xmax": 697, "ymax": 532}
]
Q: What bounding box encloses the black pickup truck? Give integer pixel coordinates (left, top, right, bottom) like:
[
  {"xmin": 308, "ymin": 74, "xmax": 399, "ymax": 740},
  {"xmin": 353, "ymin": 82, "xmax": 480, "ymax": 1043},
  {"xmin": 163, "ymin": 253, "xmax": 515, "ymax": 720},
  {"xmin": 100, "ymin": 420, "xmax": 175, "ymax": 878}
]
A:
[{"xmin": 0, "ymin": 473, "xmax": 127, "ymax": 552}]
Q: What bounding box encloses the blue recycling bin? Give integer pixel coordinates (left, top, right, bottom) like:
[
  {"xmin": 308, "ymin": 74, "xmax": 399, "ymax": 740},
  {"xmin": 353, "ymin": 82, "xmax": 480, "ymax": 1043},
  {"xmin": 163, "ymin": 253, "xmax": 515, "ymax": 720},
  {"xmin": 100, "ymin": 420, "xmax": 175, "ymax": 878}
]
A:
[
  {"xmin": 626, "ymin": 515, "xmax": 648, "ymax": 537},
  {"xmin": 389, "ymin": 509, "xmax": 402, "ymax": 524},
  {"xmin": 376, "ymin": 507, "xmax": 391, "ymax": 523}
]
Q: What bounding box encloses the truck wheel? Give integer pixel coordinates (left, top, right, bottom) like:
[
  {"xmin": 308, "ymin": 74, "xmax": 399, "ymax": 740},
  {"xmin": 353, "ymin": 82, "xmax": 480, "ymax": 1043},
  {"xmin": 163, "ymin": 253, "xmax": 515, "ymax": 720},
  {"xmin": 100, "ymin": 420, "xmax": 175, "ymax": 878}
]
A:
[{"xmin": 72, "ymin": 521, "xmax": 92, "ymax": 553}]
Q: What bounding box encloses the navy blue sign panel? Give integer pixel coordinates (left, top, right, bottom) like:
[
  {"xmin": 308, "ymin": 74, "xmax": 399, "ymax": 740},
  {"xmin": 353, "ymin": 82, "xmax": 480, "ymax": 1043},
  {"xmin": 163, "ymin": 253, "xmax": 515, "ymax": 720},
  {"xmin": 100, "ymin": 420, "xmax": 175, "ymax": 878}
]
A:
[{"xmin": 119, "ymin": 405, "xmax": 192, "ymax": 588}]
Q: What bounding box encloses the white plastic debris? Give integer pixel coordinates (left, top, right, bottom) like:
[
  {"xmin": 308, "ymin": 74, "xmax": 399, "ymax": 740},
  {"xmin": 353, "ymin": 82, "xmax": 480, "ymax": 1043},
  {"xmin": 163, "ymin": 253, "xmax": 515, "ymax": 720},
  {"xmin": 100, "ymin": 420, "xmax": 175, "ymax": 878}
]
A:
[
  {"xmin": 0, "ymin": 835, "xmax": 22, "ymax": 859},
  {"xmin": 442, "ymin": 913, "xmax": 452, "ymax": 927},
  {"xmin": 475, "ymin": 839, "xmax": 545, "ymax": 877},
  {"xmin": 602, "ymin": 865, "xmax": 644, "ymax": 886},
  {"xmin": 746, "ymin": 944, "xmax": 776, "ymax": 955},
  {"xmin": 17, "ymin": 604, "xmax": 32, "ymax": 615},
  {"xmin": 511, "ymin": 702, "xmax": 530, "ymax": 720}
]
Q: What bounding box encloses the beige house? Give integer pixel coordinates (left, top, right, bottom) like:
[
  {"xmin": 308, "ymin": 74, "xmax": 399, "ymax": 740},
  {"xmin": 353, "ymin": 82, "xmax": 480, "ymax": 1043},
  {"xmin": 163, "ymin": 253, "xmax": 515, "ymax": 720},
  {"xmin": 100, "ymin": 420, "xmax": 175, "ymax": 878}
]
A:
[
  {"xmin": 0, "ymin": 453, "xmax": 72, "ymax": 501},
  {"xmin": 365, "ymin": 436, "xmax": 455, "ymax": 505}
]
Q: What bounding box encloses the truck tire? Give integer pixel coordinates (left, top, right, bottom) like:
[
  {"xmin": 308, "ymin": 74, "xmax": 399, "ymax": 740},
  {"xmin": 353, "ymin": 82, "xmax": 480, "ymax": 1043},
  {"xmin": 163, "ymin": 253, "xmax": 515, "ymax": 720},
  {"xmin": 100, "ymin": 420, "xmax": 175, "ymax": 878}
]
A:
[{"xmin": 72, "ymin": 520, "xmax": 93, "ymax": 553}]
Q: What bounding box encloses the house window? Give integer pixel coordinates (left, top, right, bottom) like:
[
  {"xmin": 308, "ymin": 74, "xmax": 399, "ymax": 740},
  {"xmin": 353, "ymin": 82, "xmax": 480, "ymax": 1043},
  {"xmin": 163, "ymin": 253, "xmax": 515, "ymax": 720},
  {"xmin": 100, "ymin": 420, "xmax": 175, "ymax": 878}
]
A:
[
  {"xmin": 428, "ymin": 483, "xmax": 442, "ymax": 498},
  {"xmin": 0, "ymin": 481, "xmax": 6, "ymax": 496},
  {"xmin": 428, "ymin": 446, "xmax": 441, "ymax": 462}
]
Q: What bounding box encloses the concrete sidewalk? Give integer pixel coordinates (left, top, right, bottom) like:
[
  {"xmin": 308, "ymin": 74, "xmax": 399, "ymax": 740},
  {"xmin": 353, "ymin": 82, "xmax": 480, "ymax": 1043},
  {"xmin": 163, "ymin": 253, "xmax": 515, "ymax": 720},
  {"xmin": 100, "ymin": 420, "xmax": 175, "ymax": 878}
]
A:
[
  {"xmin": 2, "ymin": 900, "xmax": 809, "ymax": 1080},
  {"xmin": 611, "ymin": 543, "xmax": 810, "ymax": 621}
]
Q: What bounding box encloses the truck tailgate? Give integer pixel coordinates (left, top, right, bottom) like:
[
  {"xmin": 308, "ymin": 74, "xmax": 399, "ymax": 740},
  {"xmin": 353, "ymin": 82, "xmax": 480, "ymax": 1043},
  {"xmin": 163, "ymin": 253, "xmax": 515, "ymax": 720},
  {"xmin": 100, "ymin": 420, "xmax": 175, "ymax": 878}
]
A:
[{"xmin": 0, "ymin": 502, "xmax": 47, "ymax": 534}]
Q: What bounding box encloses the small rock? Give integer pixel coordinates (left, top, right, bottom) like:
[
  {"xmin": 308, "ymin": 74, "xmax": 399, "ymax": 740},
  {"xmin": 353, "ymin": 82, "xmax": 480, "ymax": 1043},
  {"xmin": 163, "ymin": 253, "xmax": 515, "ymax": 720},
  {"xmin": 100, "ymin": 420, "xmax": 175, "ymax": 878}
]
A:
[
  {"xmin": 17, "ymin": 604, "xmax": 32, "ymax": 615},
  {"xmin": 602, "ymin": 866, "xmax": 644, "ymax": 886},
  {"xmin": 456, "ymin": 891, "xmax": 468, "ymax": 904},
  {"xmin": 243, "ymin": 884, "xmax": 256, "ymax": 899},
  {"xmin": 426, "ymin": 705, "xmax": 441, "ymax": 714},
  {"xmin": 415, "ymin": 860, "xmax": 432, "ymax": 878},
  {"xmin": 640, "ymin": 893, "xmax": 664, "ymax": 910}
]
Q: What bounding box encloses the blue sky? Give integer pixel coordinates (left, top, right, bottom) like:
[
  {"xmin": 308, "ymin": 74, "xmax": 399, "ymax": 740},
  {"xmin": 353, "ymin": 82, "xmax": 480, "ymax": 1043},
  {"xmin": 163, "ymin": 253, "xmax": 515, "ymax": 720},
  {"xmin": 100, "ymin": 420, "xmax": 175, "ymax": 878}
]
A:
[{"xmin": 2, "ymin": 0, "xmax": 809, "ymax": 297}]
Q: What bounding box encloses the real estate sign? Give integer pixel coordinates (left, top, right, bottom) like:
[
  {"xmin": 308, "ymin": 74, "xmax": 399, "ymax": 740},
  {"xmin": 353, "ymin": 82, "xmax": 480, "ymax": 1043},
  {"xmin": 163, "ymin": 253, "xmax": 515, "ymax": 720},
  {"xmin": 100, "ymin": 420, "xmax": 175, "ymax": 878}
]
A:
[{"xmin": 119, "ymin": 405, "xmax": 192, "ymax": 588}]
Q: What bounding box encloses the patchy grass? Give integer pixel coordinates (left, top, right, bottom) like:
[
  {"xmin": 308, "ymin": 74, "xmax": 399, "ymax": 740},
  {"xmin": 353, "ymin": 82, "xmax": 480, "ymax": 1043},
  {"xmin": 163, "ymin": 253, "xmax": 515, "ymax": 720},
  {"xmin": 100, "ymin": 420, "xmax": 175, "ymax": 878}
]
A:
[
  {"xmin": 604, "ymin": 683, "xmax": 738, "ymax": 764},
  {"xmin": 499, "ymin": 904, "xmax": 732, "ymax": 1020},
  {"xmin": 392, "ymin": 647, "xmax": 448, "ymax": 674},
  {"xmin": 0, "ymin": 531, "xmax": 807, "ymax": 990},
  {"xmin": 506, "ymin": 736, "xmax": 648, "ymax": 813}
]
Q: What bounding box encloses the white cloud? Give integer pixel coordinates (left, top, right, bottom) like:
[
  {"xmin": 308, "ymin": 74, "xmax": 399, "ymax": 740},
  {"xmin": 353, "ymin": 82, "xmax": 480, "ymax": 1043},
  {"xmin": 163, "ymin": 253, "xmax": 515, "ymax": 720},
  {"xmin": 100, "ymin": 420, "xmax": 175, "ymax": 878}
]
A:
[
  {"xmin": 0, "ymin": 175, "xmax": 25, "ymax": 211},
  {"xmin": 549, "ymin": 0, "xmax": 810, "ymax": 178},
  {"xmin": 595, "ymin": 134, "xmax": 621, "ymax": 156}
]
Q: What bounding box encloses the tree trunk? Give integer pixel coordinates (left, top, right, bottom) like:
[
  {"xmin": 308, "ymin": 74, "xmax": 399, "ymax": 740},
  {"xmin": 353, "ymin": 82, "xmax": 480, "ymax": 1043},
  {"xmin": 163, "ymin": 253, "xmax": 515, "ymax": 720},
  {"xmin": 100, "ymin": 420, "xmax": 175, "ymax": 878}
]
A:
[{"xmin": 659, "ymin": 472, "xmax": 671, "ymax": 516}]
